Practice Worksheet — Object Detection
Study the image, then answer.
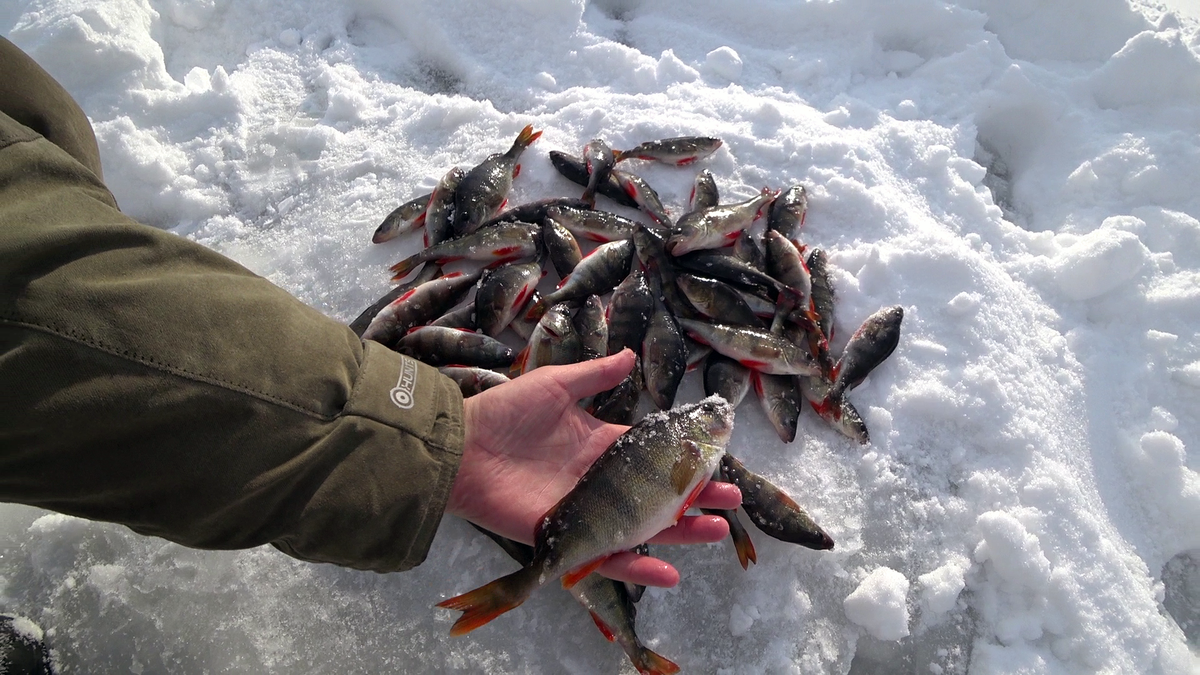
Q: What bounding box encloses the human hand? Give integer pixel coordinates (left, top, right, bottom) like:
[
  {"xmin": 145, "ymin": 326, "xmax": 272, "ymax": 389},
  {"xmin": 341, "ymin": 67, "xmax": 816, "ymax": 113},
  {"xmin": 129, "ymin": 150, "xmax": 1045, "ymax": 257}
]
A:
[{"xmin": 447, "ymin": 349, "xmax": 742, "ymax": 588}]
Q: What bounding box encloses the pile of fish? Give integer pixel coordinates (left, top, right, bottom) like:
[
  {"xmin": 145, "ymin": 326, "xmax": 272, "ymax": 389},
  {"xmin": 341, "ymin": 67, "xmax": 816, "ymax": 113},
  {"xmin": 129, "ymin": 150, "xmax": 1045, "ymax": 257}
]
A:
[{"xmin": 352, "ymin": 127, "xmax": 904, "ymax": 673}]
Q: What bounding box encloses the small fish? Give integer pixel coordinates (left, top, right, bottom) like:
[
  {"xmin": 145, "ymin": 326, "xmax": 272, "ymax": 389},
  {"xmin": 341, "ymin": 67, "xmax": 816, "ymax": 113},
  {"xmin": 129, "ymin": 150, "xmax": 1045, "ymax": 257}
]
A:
[
  {"xmin": 732, "ymin": 230, "xmax": 766, "ymax": 271},
  {"xmin": 439, "ymin": 366, "xmax": 511, "ymax": 397},
  {"xmin": 642, "ymin": 271, "xmax": 689, "ymax": 410},
  {"xmin": 348, "ymin": 264, "xmax": 443, "ymax": 336},
  {"xmin": 430, "ymin": 303, "xmax": 477, "ymax": 330},
  {"xmin": 478, "ymin": 197, "xmax": 592, "ymax": 231},
  {"xmin": 526, "ymin": 240, "xmax": 635, "ymax": 320},
  {"xmin": 676, "ymin": 274, "xmax": 765, "ymax": 328},
  {"xmin": 752, "ymin": 371, "xmax": 801, "ymax": 443},
  {"xmin": 397, "ymin": 326, "xmax": 516, "ymax": 369},
  {"xmin": 606, "ymin": 265, "xmax": 655, "ymax": 356},
  {"xmin": 612, "ymin": 169, "xmax": 672, "ymax": 226},
  {"xmin": 614, "ymin": 136, "xmax": 723, "ymax": 166},
  {"xmin": 389, "ymin": 222, "xmax": 540, "ymax": 280},
  {"xmin": 767, "ymin": 184, "xmax": 808, "ymax": 243},
  {"xmin": 513, "ymin": 302, "xmax": 584, "ymax": 374},
  {"xmin": 806, "ymin": 248, "xmax": 836, "ymax": 351},
  {"xmin": 541, "ymin": 218, "xmax": 584, "ymax": 278},
  {"xmin": 372, "ymin": 191, "xmax": 433, "ymax": 244},
  {"xmin": 425, "ymin": 166, "xmax": 465, "ymax": 247},
  {"xmin": 666, "ymin": 187, "xmax": 776, "ymax": 256},
  {"xmin": 828, "ymin": 306, "xmax": 903, "ymax": 400},
  {"xmin": 689, "ymin": 169, "xmax": 719, "ymax": 212},
  {"xmin": 719, "ymin": 454, "xmax": 833, "ymax": 550},
  {"xmin": 549, "ymin": 150, "xmax": 639, "ymax": 209},
  {"xmin": 361, "ymin": 270, "xmax": 482, "ymax": 348},
  {"xmin": 475, "ymin": 260, "xmax": 545, "ymax": 337},
  {"xmin": 703, "ymin": 353, "xmax": 751, "ymax": 408},
  {"xmin": 764, "ymin": 230, "xmax": 814, "ymax": 314},
  {"xmin": 569, "ymin": 571, "xmax": 681, "ymax": 675},
  {"xmin": 454, "ymin": 124, "xmax": 542, "ymax": 236},
  {"xmin": 546, "ymin": 205, "xmax": 639, "ymax": 243},
  {"xmin": 574, "ymin": 295, "xmax": 609, "ymax": 361},
  {"xmin": 676, "ymin": 319, "xmax": 819, "ymax": 376},
  {"xmin": 581, "ymin": 139, "xmax": 617, "ymax": 208},
  {"xmin": 672, "ymin": 250, "xmax": 783, "ymax": 298},
  {"xmin": 436, "ymin": 397, "xmax": 735, "ymax": 635},
  {"xmin": 590, "ymin": 355, "xmax": 644, "ymax": 426},
  {"xmin": 468, "ymin": 526, "xmax": 679, "ymax": 675}
]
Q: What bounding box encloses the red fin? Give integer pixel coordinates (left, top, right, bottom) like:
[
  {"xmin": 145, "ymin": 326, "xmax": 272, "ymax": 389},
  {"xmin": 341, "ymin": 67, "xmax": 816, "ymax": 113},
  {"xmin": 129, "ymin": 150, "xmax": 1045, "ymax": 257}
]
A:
[
  {"xmin": 395, "ymin": 288, "xmax": 417, "ymax": 304},
  {"xmin": 499, "ymin": 198, "xmax": 508, "ymax": 212},
  {"xmin": 674, "ymin": 480, "xmax": 708, "ymax": 522},
  {"xmin": 675, "ymin": 157, "xmax": 697, "ymax": 166},
  {"xmin": 738, "ymin": 359, "xmax": 769, "ymax": 370},
  {"xmin": 733, "ymin": 531, "xmax": 757, "ymax": 570},
  {"xmin": 492, "ymin": 245, "xmax": 521, "ymax": 257},
  {"xmin": 751, "ymin": 371, "xmax": 764, "ymax": 397},
  {"xmin": 624, "ymin": 181, "xmax": 639, "ymax": 199},
  {"xmin": 511, "ymin": 284, "xmax": 536, "ymax": 310},
  {"xmin": 511, "ymin": 345, "xmax": 530, "ymax": 375},
  {"xmin": 725, "ymin": 231, "xmax": 741, "ymax": 241},
  {"xmin": 584, "ymin": 232, "xmax": 611, "ymax": 243},
  {"xmin": 633, "ymin": 648, "xmax": 681, "ymax": 675},
  {"xmin": 414, "ymin": 211, "xmax": 426, "ymax": 228},
  {"xmin": 561, "ymin": 556, "xmax": 608, "ymax": 590},
  {"xmin": 436, "ymin": 567, "xmax": 537, "ymax": 636},
  {"xmin": 588, "ymin": 612, "xmax": 617, "ymax": 642},
  {"xmin": 513, "ymin": 164, "xmax": 521, "ymax": 178}
]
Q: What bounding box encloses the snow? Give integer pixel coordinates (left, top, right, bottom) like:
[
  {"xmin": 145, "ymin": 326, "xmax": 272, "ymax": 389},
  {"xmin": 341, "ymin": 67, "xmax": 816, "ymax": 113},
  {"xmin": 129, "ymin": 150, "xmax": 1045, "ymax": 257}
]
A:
[
  {"xmin": 844, "ymin": 567, "xmax": 911, "ymax": 641},
  {"xmin": 2, "ymin": 0, "xmax": 1199, "ymax": 673}
]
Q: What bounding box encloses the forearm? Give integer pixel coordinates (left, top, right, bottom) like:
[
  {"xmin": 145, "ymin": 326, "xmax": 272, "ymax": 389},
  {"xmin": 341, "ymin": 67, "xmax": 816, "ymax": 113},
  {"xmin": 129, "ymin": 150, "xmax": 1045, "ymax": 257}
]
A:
[{"xmin": 0, "ymin": 111, "xmax": 464, "ymax": 573}]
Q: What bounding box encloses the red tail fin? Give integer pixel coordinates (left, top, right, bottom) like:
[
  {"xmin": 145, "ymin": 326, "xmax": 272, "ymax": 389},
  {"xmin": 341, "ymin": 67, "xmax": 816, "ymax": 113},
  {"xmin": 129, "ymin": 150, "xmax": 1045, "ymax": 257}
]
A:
[
  {"xmin": 436, "ymin": 566, "xmax": 539, "ymax": 636},
  {"xmin": 731, "ymin": 526, "xmax": 757, "ymax": 571},
  {"xmin": 389, "ymin": 254, "xmax": 424, "ymax": 280},
  {"xmin": 631, "ymin": 647, "xmax": 681, "ymax": 675}
]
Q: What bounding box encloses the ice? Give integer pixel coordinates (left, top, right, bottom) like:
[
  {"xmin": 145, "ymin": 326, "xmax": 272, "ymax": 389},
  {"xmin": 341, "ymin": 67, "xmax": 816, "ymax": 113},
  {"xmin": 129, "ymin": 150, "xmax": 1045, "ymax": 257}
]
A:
[{"xmin": 2, "ymin": 0, "xmax": 1200, "ymax": 672}]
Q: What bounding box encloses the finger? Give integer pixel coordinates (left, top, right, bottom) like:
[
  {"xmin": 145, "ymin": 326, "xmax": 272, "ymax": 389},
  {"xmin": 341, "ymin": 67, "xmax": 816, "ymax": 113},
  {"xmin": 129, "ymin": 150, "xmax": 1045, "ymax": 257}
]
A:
[
  {"xmin": 548, "ymin": 349, "xmax": 636, "ymax": 401},
  {"xmin": 597, "ymin": 551, "xmax": 680, "ymax": 588},
  {"xmin": 693, "ymin": 481, "xmax": 741, "ymax": 510},
  {"xmin": 647, "ymin": 514, "xmax": 729, "ymax": 545}
]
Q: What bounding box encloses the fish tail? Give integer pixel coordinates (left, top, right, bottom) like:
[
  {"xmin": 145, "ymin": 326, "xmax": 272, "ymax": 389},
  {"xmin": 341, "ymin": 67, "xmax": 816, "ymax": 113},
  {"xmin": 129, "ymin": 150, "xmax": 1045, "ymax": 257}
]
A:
[
  {"xmin": 512, "ymin": 124, "xmax": 543, "ymax": 151},
  {"xmin": 630, "ymin": 646, "xmax": 681, "ymax": 675},
  {"xmin": 581, "ymin": 187, "xmax": 597, "ymax": 208},
  {"xmin": 436, "ymin": 566, "xmax": 539, "ymax": 636},
  {"xmin": 611, "ymin": 149, "xmax": 629, "ymax": 163},
  {"xmin": 389, "ymin": 253, "xmax": 424, "ymax": 280},
  {"xmin": 729, "ymin": 518, "xmax": 757, "ymax": 570}
]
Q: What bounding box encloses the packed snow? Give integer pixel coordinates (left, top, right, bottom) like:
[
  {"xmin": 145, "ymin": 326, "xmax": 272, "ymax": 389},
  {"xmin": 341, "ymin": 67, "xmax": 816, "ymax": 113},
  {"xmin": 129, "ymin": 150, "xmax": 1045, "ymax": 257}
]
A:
[{"xmin": 2, "ymin": 0, "xmax": 1199, "ymax": 672}]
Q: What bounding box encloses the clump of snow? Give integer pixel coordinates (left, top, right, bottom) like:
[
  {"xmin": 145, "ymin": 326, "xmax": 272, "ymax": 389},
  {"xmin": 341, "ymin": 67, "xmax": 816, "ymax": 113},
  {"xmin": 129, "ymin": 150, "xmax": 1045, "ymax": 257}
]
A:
[
  {"xmin": 844, "ymin": 567, "xmax": 911, "ymax": 641},
  {"xmin": 1053, "ymin": 227, "xmax": 1149, "ymax": 300}
]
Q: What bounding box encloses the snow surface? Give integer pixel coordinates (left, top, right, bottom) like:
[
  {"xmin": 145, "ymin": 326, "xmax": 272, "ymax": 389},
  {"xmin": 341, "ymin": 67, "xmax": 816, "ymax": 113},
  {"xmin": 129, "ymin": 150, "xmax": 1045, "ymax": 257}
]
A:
[{"xmin": 3, "ymin": 0, "xmax": 1200, "ymax": 672}]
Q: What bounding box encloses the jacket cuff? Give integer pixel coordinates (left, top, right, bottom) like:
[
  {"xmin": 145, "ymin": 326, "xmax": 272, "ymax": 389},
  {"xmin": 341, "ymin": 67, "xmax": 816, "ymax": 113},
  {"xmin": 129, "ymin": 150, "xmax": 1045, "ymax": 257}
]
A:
[{"xmin": 272, "ymin": 341, "xmax": 465, "ymax": 572}]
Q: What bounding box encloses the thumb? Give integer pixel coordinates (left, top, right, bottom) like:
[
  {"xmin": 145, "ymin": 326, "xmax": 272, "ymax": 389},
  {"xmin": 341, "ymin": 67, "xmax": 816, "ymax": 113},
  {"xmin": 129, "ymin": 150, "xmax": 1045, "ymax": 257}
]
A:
[{"xmin": 549, "ymin": 349, "xmax": 637, "ymax": 401}]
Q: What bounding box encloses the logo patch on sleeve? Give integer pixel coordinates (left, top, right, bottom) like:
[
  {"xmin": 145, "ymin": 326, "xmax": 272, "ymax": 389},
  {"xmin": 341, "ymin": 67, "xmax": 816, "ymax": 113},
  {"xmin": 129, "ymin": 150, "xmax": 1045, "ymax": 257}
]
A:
[{"xmin": 390, "ymin": 356, "xmax": 419, "ymax": 410}]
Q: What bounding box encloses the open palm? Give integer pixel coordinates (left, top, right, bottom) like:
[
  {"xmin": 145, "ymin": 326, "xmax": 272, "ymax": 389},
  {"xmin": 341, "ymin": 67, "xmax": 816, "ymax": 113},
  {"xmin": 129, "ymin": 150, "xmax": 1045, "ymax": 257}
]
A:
[{"xmin": 447, "ymin": 349, "xmax": 740, "ymax": 587}]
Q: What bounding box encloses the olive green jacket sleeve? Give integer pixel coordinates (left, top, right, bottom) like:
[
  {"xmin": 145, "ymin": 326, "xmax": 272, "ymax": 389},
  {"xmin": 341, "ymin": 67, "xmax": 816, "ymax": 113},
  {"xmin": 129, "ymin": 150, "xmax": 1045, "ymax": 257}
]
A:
[{"xmin": 0, "ymin": 110, "xmax": 465, "ymax": 573}]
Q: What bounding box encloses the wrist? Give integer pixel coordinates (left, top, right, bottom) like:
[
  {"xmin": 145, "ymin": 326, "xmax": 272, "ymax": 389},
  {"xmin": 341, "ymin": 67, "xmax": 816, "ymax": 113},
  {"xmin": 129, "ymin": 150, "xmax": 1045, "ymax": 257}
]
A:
[{"xmin": 447, "ymin": 394, "xmax": 479, "ymax": 518}]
